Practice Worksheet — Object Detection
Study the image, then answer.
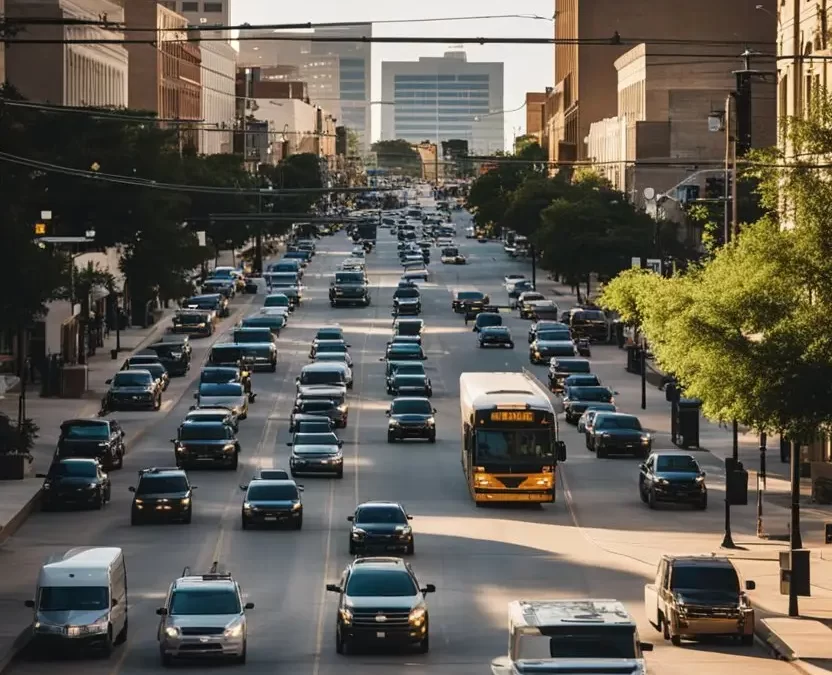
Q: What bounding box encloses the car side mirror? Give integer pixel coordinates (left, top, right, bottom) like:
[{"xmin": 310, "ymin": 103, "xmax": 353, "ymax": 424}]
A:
[
  {"xmin": 128, "ymin": 486, "xmax": 136, "ymax": 492},
  {"xmin": 105, "ymin": 379, "xmax": 112, "ymax": 384},
  {"xmin": 156, "ymin": 607, "xmax": 167, "ymax": 616},
  {"xmin": 250, "ymin": 393, "xmax": 257, "ymax": 402},
  {"xmin": 35, "ymin": 473, "xmax": 46, "ymax": 478},
  {"xmin": 422, "ymin": 584, "xmax": 436, "ymax": 594},
  {"xmin": 639, "ymin": 642, "xmax": 653, "ymax": 652},
  {"xmin": 326, "ymin": 584, "xmax": 341, "ymax": 593},
  {"xmin": 639, "ymin": 463, "xmax": 646, "ymax": 471},
  {"xmin": 385, "ymin": 410, "xmax": 391, "ymax": 416},
  {"xmin": 245, "ymin": 602, "xmax": 255, "ymax": 610},
  {"xmin": 170, "ymin": 439, "xmax": 177, "ymax": 444},
  {"xmin": 24, "ymin": 600, "xmax": 35, "ymax": 608},
  {"xmin": 701, "ymin": 471, "xmax": 707, "ymax": 477},
  {"xmin": 193, "ymin": 393, "xmax": 198, "ymax": 399},
  {"xmin": 111, "ymin": 598, "xmax": 119, "ymax": 607},
  {"xmin": 614, "ymin": 391, "xmax": 619, "ymax": 396},
  {"xmin": 239, "ymin": 484, "xmax": 248, "ymax": 491},
  {"xmin": 287, "ymin": 442, "xmax": 293, "ymax": 447},
  {"xmin": 421, "ymin": 355, "xmax": 427, "ymax": 360},
  {"xmin": 746, "ymin": 580, "xmax": 756, "ymax": 591},
  {"xmin": 189, "ymin": 405, "xmax": 196, "ymax": 411},
  {"xmin": 407, "ymin": 515, "xmax": 413, "ymax": 520},
  {"xmin": 338, "ymin": 440, "xmax": 344, "ymax": 448},
  {"xmin": 347, "ymin": 515, "xmax": 354, "ymax": 521},
  {"xmin": 295, "ymin": 377, "xmax": 300, "ymax": 383},
  {"xmin": 554, "ymin": 441, "xmax": 567, "ymax": 462}
]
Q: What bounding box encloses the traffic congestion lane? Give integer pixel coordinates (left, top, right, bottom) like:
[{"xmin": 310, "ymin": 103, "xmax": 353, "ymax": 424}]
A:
[{"xmin": 2, "ymin": 225, "xmax": 792, "ymax": 675}]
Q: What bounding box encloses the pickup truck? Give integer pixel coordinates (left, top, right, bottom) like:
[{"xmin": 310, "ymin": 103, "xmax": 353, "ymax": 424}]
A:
[{"xmin": 644, "ymin": 554, "xmax": 755, "ymax": 647}]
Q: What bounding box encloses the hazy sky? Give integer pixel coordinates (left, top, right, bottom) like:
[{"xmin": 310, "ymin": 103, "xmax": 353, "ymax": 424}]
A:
[{"xmin": 231, "ymin": 1, "xmax": 555, "ymax": 148}]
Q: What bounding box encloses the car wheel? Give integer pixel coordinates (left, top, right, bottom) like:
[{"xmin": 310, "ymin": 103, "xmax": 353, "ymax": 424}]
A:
[
  {"xmin": 418, "ymin": 631, "xmax": 430, "ymax": 654},
  {"xmin": 295, "ymin": 515, "xmax": 303, "ymax": 530},
  {"xmin": 429, "ymin": 434, "xmax": 436, "ymax": 443},
  {"xmin": 130, "ymin": 513, "xmax": 141, "ymax": 526},
  {"xmin": 406, "ymin": 541, "xmax": 415, "ymax": 555},
  {"xmin": 741, "ymin": 634, "xmax": 754, "ymax": 646},
  {"xmin": 388, "ymin": 433, "xmax": 396, "ymax": 443},
  {"xmin": 596, "ymin": 446, "xmax": 607, "ymax": 459},
  {"xmin": 230, "ymin": 453, "xmax": 239, "ymax": 470},
  {"xmin": 153, "ymin": 396, "xmax": 162, "ymax": 411},
  {"xmin": 349, "ymin": 541, "xmax": 357, "ymax": 555},
  {"xmin": 670, "ymin": 634, "xmax": 682, "ymax": 647},
  {"xmin": 242, "ymin": 516, "xmax": 249, "ymax": 530},
  {"xmin": 236, "ymin": 643, "xmax": 247, "ymax": 664},
  {"xmin": 161, "ymin": 652, "xmax": 174, "ymax": 667},
  {"xmin": 697, "ymin": 493, "xmax": 708, "ymax": 510},
  {"xmin": 648, "ymin": 489, "xmax": 657, "ymax": 510},
  {"xmin": 270, "ymin": 363, "xmax": 277, "ymax": 373},
  {"xmin": 336, "ymin": 469, "xmax": 344, "ymax": 479},
  {"xmin": 183, "ymin": 509, "xmax": 192, "ymax": 524},
  {"xmin": 93, "ymin": 490, "xmax": 104, "ymax": 510}
]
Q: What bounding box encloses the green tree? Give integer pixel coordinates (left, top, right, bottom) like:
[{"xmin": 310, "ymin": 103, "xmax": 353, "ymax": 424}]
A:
[
  {"xmin": 371, "ymin": 140, "xmax": 421, "ymax": 176},
  {"xmin": 71, "ymin": 262, "xmax": 115, "ymax": 365},
  {"xmin": 598, "ymin": 267, "xmax": 663, "ymax": 328}
]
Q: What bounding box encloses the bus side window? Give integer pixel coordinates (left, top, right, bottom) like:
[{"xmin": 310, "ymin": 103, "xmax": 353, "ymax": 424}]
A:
[{"xmin": 463, "ymin": 423, "xmax": 472, "ymax": 452}]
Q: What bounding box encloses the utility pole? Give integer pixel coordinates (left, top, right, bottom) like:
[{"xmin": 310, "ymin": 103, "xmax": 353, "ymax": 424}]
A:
[
  {"xmin": 757, "ymin": 431, "xmax": 767, "ymax": 537},
  {"xmin": 723, "ymin": 92, "xmax": 734, "ymax": 246}
]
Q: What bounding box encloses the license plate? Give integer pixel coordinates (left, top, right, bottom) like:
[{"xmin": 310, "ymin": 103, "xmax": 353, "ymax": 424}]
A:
[
  {"xmin": 376, "ymin": 632, "xmax": 385, "ymax": 639},
  {"xmin": 265, "ymin": 516, "xmax": 277, "ymax": 521}
]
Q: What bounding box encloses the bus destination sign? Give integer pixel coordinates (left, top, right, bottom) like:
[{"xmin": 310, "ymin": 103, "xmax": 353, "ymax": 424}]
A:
[{"xmin": 490, "ymin": 410, "xmax": 535, "ymax": 423}]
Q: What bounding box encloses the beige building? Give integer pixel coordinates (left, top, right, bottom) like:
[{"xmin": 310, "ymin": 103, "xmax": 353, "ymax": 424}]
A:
[
  {"xmin": 548, "ymin": 0, "xmax": 776, "ymax": 164},
  {"xmin": 525, "ymin": 92, "xmax": 547, "ymax": 144},
  {"xmin": 585, "ymin": 43, "xmax": 776, "ymax": 209},
  {"xmin": 5, "ymin": 0, "xmax": 128, "ymax": 107},
  {"xmin": 199, "ymin": 41, "xmax": 237, "ymax": 155}
]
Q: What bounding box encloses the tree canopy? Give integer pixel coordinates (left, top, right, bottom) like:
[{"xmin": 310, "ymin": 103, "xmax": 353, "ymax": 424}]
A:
[{"xmin": 371, "ymin": 139, "xmax": 421, "ymax": 176}]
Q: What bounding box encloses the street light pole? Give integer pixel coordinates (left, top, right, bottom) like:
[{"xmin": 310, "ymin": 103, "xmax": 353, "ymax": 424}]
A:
[
  {"xmin": 721, "ymin": 420, "xmax": 740, "ymax": 549},
  {"xmin": 723, "ymin": 93, "xmax": 734, "ymax": 245},
  {"xmin": 757, "ymin": 431, "xmax": 767, "ymax": 537},
  {"xmin": 789, "ymin": 439, "xmax": 802, "ymax": 617},
  {"xmin": 640, "ymin": 339, "xmax": 647, "ymax": 410}
]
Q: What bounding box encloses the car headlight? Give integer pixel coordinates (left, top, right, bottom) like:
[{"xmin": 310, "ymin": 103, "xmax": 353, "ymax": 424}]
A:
[
  {"xmin": 641, "ymin": 434, "xmax": 651, "ymax": 442},
  {"xmin": 86, "ymin": 618, "xmax": 109, "ymax": 634},
  {"xmin": 181, "ymin": 497, "xmax": 190, "ymax": 505},
  {"xmin": 43, "ymin": 482, "xmax": 52, "ymax": 490},
  {"xmin": 426, "ymin": 417, "xmax": 435, "ymax": 426},
  {"xmin": 396, "ymin": 525, "xmax": 412, "ymax": 537},
  {"xmin": 409, "ymin": 606, "xmax": 426, "ymax": 625},
  {"xmin": 291, "ymin": 501, "xmax": 302, "ymax": 511},
  {"xmin": 695, "ymin": 476, "xmax": 705, "ymax": 483},
  {"xmin": 164, "ymin": 626, "xmax": 180, "ymax": 639},
  {"xmin": 656, "ymin": 478, "xmax": 669, "ymax": 485},
  {"xmin": 337, "ymin": 404, "xmax": 348, "ymax": 412},
  {"xmin": 352, "ymin": 528, "xmax": 367, "ymax": 540},
  {"xmin": 87, "ymin": 482, "xmax": 98, "ymax": 489},
  {"xmin": 134, "ymin": 498, "xmax": 144, "ymax": 505},
  {"xmin": 224, "ymin": 620, "xmax": 244, "ymax": 638},
  {"xmin": 389, "ymin": 420, "xmax": 400, "ymax": 428},
  {"xmin": 339, "ymin": 608, "xmax": 353, "ymax": 624},
  {"xmin": 224, "ymin": 444, "xmax": 236, "ymax": 453},
  {"xmin": 197, "ymin": 323, "xmax": 206, "ymax": 328},
  {"xmin": 243, "ymin": 502, "xmax": 253, "ymax": 512}
]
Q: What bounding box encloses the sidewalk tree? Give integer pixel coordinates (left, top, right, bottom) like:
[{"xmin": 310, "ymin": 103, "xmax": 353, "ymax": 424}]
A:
[
  {"xmin": 598, "ymin": 268, "xmax": 663, "ymax": 328},
  {"xmin": 0, "ymin": 413, "xmax": 38, "ymax": 460},
  {"xmin": 70, "ymin": 262, "xmax": 116, "ymax": 365},
  {"xmin": 371, "ymin": 140, "xmax": 421, "ymax": 176}
]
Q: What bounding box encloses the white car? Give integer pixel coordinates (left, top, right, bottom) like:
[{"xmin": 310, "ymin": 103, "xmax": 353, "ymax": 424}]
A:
[
  {"xmin": 350, "ymin": 248, "xmax": 366, "ymax": 259},
  {"xmin": 504, "ymin": 274, "xmax": 526, "ymax": 285},
  {"xmin": 402, "ymin": 267, "xmax": 429, "ymax": 282},
  {"xmin": 340, "ymin": 258, "xmax": 365, "ymax": 270},
  {"xmin": 437, "ymin": 237, "xmax": 454, "ymax": 247},
  {"xmin": 259, "ymin": 306, "xmax": 289, "ymax": 319}
]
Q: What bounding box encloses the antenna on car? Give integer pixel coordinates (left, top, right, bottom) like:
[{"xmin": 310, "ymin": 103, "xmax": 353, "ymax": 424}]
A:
[{"xmin": 182, "ymin": 566, "xmax": 191, "ymax": 577}]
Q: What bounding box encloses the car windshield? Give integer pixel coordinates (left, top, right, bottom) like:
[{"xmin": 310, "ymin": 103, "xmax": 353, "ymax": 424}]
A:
[
  {"xmin": 394, "ymin": 288, "xmax": 420, "ymax": 298},
  {"xmin": 317, "ymin": 343, "xmax": 346, "ymax": 353},
  {"xmin": 62, "ymin": 423, "xmax": 108, "ymax": 439},
  {"xmin": 475, "ymin": 430, "xmax": 550, "ymax": 461},
  {"xmin": 458, "ymin": 292, "xmax": 484, "ymax": 301},
  {"xmin": 656, "ymin": 455, "xmax": 700, "ymax": 472},
  {"xmin": 569, "ymin": 387, "xmax": 612, "ymax": 402},
  {"xmin": 297, "ymin": 423, "xmax": 331, "ymax": 433},
  {"xmin": 294, "ymin": 433, "xmax": 338, "ymax": 445},
  {"xmin": 566, "ymin": 376, "xmax": 600, "ymax": 386},
  {"xmin": 355, "ymin": 506, "xmax": 407, "ymax": 524},
  {"xmin": 316, "ymin": 329, "xmax": 343, "ymax": 340},
  {"xmin": 670, "ymin": 565, "xmax": 739, "ymax": 593},
  {"xmin": 264, "ymin": 295, "xmax": 289, "ymax": 307},
  {"xmin": 555, "ymin": 360, "xmax": 590, "ymax": 373},
  {"xmin": 199, "ymin": 383, "xmax": 244, "ymax": 397},
  {"xmin": 522, "ymin": 294, "xmax": 545, "ymax": 302},
  {"xmin": 345, "ymin": 570, "xmax": 417, "ymax": 597},
  {"xmin": 538, "ymin": 331, "xmax": 571, "ymax": 341},
  {"xmin": 247, "ymin": 484, "xmax": 299, "ymax": 500},
  {"xmin": 391, "ymin": 399, "xmax": 432, "ymax": 415},
  {"xmin": 187, "ymin": 412, "xmax": 227, "ymax": 424},
  {"xmin": 258, "ymin": 470, "xmax": 289, "ymax": 479},
  {"xmin": 395, "ymin": 376, "xmax": 426, "ymax": 386},
  {"xmin": 49, "ymin": 461, "xmax": 97, "ymax": 477},
  {"xmin": 335, "ymin": 273, "xmax": 364, "ymax": 285},
  {"xmin": 244, "ymin": 317, "xmax": 283, "ymax": 329},
  {"xmin": 392, "ymin": 364, "xmax": 424, "ymax": 376},
  {"xmin": 170, "ymin": 589, "xmax": 241, "ymax": 616},
  {"xmin": 477, "ymin": 315, "xmax": 501, "ymax": 327},
  {"xmin": 138, "ymin": 363, "xmax": 164, "ymax": 376},
  {"xmin": 176, "ymin": 313, "xmax": 207, "ymax": 325},
  {"xmin": 179, "ymin": 424, "xmax": 229, "ymax": 441},
  {"xmin": 395, "ymin": 322, "xmax": 422, "ymax": 335},
  {"xmin": 137, "ymin": 476, "xmax": 188, "ymax": 494},
  {"xmin": 299, "ymin": 401, "xmax": 334, "ymax": 412},
  {"xmin": 234, "ymin": 330, "xmax": 272, "ymax": 343},
  {"xmin": 518, "ymin": 626, "xmax": 637, "ymax": 660},
  {"xmin": 39, "ymin": 586, "xmax": 108, "ymax": 612},
  {"xmin": 201, "ymin": 369, "xmax": 239, "ymax": 383},
  {"xmin": 148, "ymin": 345, "xmax": 178, "ymax": 358},
  {"xmin": 596, "ymin": 415, "xmax": 641, "ymax": 430},
  {"xmin": 574, "ymin": 310, "xmax": 607, "ymax": 322},
  {"xmin": 184, "ymin": 298, "xmax": 218, "ymax": 309},
  {"xmin": 211, "ymin": 347, "xmax": 243, "ymax": 363},
  {"xmin": 113, "ymin": 372, "xmax": 151, "ymax": 386},
  {"xmin": 302, "ymin": 370, "xmax": 344, "ymax": 385}
]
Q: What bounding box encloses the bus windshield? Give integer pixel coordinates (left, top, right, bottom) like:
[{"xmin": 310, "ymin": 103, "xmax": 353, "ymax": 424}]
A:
[{"xmin": 475, "ymin": 429, "xmax": 551, "ymax": 462}]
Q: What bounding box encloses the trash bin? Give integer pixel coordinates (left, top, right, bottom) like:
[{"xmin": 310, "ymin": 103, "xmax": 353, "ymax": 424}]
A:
[
  {"xmin": 675, "ymin": 398, "xmax": 701, "ymax": 449},
  {"xmin": 626, "ymin": 345, "xmax": 640, "ymax": 374}
]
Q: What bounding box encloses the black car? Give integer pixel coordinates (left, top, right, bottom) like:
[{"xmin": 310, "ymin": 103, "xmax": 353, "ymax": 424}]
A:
[
  {"xmin": 326, "ymin": 557, "xmax": 434, "ymax": 655},
  {"xmin": 348, "ymin": 501, "xmax": 414, "ymax": 555},
  {"xmin": 529, "ymin": 336, "xmax": 578, "ymax": 364},
  {"xmin": 55, "ymin": 418, "xmax": 125, "ymax": 470},
  {"xmin": 155, "ymin": 334, "xmax": 192, "ymax": 359},
  {"xmin": 256, "ymin": 468, "xmax": 290, "ymax": 480},
  {"xmin": 140, "ymin": 343, "xmax": 189, "ymax": 377},
  {"xmin": 183, "ymin": 293, "xmax": 229, "ymax": 319},
  {"xmin": 171, "ymin": 420, "xmax": 240, "ymax": 470},
  {"xmin": 294, "ymin": 417, "xmax": 335, "ymax": 434},
  {"xmin": 201, "ymin": 278, "xmax": 235, "ymax": 298},
  {"xmin": 211, "ymin": 342, "xmax": 276, "ymax": 372},
  {"xmin": 452, "ymin": 290, "xmax": 488, "ymax": 313},
  {"xmin": 384, "ymin": 343, "xmax": 426, "ymax": 362},
  {"xmin": 200, "ymin": 365, "xmax": 252, "ymax": 397},
  {"xmin": 170, "ymin": 310, "xmax": 213, "ymax": 337},
  {"xmin": 387, "ymin": 397, "xmax": 437, "ymax": 443},
  {"xmin": 588, "ymin": 412, "xmax": 651, "ymax": 458},
  {"xmin": 129, "ymin": 467, "xmax": 194, "ymax": 525},
  {"xmin": 548, "ymin": 357, "xmax": 592, "ymax": 392},
  {"xmin": 563, "ymin": 386, "xmax": 616, "ymax": 424},
  {"xmin": 103, "ymin": 370, "xmax": 162, "ymax": 412},
  {"xmin": 232, "ymin": 327, "xmax": 276, "ymax": 346},
  {"xmin": 288, "ymin": 432, "xmax": 344, "ymax": 478},
  {"xmin": 240, "ymin": 314, "xmax": 286, "ymax": 335},
  {"xmin": 240, "ymin": 479, "xmax": 303, "ymax": 529},
  {"xmin": 639, "ymin": 452, "xmax": 707, "ymax": 509},
  {"xmin": 121, "ymin": 357, "xmax": 170, "ymax": 391},
  {"xmin": 38, "ymin": 458, "xmax": 111, "ymax": 510},
  {"xmin": 314, "ymin": 326, "xmax": 345, "ymax": 342},
  {"xmin": 528, "ymin": 320, "xmax": 569, "ymax": 343},
  {"xmin": 184, "ymin": 406, "xmax": 239, "ymax": 432},
  {"xmin": 472, "ymin": 312, "xmax": 502, "ymax": 332},
  {"xmin": 330, "ymin": 271, "xmax": 371, "ymax": 307},
  {"xmin": 394, "ymin": 318, "xmax": 424, "ymax": 338},
  {"xmin": 393, "ymin": 287, "xmax": 422, "ymax": 315},
  {"xmin": 290, "ymin": 400, "xmax": 345, "ymax": 431},
  {"xmin": 478, "ymin": 325, "xmax": 514, "ymax": 348},
  {"xmin": 562, "ymin": 374, "xmax": 602, "ymax": 388},
  {"xmin": 564, "ymin": 307, "xmax": 609, "ymax": 342},
  {"xmin": 388, "ymin": 374, "xmax": 433, "ymax": 397}
]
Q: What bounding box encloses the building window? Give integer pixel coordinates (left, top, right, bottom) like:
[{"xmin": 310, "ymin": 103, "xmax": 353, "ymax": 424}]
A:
[
  {"xmin": 182, "ymin": 1, "xmax": 198, "ymax": 10},
  {"xmin": 203, "ymin": 2, "xmax": 223, "ymax": 11}
]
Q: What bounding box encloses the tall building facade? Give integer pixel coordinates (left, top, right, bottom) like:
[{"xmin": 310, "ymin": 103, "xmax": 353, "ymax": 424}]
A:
[
  {"xmin": 161, "ymin": 0, "xmax": 230, "ymax": 40},
  {"xmin": 238, "ymin": 24, "xmax": 372, "ymax": 155},
  {"xmin": 5, "ymin": 0, "xmax": 128, "ymax": 107},
  {"xmin": 199, "ymin": 41, "xmax": 236, "ymax": 154},
  {"xmin": 125, "ymin": 2, "xmax": 201, "ymax": 129},
  {"xmin": 381, "ymin": 50, "xmax": 504, "ymax": 155},
  {"xmin": 525, "ymin": 92, "xmax": 547, "ymax": 143},
  {"xmin": 548, "ymin": 0, "xmax": 776, "ymax": 162}
]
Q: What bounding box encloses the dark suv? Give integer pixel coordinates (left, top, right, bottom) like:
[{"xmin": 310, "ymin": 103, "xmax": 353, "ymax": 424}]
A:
[
  {"xmin": 55, "ymin": 418, "xmax": 125, "ymax": 470},
  {"xmin": 129, "ymin": 467, "xmax": 194, "ymax": 525},
  {"xmin": 171, "ymin": 420, "xmax": 241, "ymax": 470},
  {"xmin": 326, "ymin": 557, "xmax": 435, "ymax": 655},
  {"xmin": 348, "ymin": 501, "xmax": 414, "ymax": 555},
  {"xmin": 386, "ymin": 397, "xmax": 436, "ymax": 443}
]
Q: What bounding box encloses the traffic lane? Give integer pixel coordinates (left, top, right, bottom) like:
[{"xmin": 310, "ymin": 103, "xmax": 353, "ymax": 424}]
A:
[
  {"xmin": 414, "ymin": 264, "xmax": 787, "ymax": 674},
  {"xmin": 1, "ymin": 268, "xmax": 322, "ymax": 674}
]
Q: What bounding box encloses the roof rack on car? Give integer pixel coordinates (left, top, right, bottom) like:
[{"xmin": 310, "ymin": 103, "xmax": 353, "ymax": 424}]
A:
[
  {"xmin": 201, "ymin": 561, "xmax": 233, "ymax": 580},
  {"xmin": 139, "ymin": 467, "xmax": 181, "ymax": 475}
]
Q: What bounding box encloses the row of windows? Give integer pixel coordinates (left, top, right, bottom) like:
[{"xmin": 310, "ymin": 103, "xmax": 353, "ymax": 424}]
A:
[
  {"xmin": 396, "ymin": 115, "xmax": 488, "ymax": 122},
  {"xmin": 340, "ymin": 81, "xmax": 366, "ymax": 92},
  {"xmin": 340, "ymin": 58, "xmax": 365, "ymax": 68},
  {"xmin": 395, "ymin": 92, "xmax": 490, "ymax": 101},
  {"xmin": 340, "ymin": 92, "xmax": 366, "ymax": 101},
  {"xmin": 394, "ymin": 82, "xmax": 491, "ymax": 91},
  {"xmin": 178, "ymin": 1, "xmax": 224, "ymax": 12},
  {"xmin": 392, "ymin": 74, "xmax": 490, "ymax": 82}
]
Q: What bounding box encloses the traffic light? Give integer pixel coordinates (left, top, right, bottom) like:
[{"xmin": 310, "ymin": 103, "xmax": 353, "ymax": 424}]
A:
[{"xmin": 704, "ymin": 177, "xmax": 725, "ymax": 199}]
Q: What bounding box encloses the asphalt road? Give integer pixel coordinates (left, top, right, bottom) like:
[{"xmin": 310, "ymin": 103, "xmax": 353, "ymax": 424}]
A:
[{"xmin": 2, "ymin": 206, "xmax": 792, "ymax": 675}]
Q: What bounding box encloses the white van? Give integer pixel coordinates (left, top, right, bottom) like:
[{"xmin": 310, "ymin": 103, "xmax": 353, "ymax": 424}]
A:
[{"xmin": 25, "ymin": 547, "xmax": 128, "ymax": 653}]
